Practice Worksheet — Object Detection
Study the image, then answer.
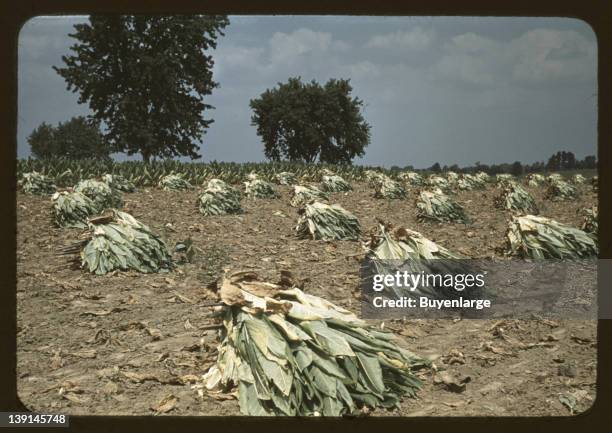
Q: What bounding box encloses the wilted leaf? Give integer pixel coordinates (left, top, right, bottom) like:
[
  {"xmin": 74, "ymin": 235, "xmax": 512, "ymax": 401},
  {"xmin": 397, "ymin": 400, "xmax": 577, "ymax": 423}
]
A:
[{"xmin": 559, "ymin": 394, "xmax": 577, "ymax": 413}]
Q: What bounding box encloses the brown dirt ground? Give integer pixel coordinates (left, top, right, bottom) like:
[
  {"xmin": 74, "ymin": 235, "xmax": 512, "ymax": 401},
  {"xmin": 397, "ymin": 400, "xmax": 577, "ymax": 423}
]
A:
[{"xmin": 16, "ymin": 181, "xmax": 597, "ymax": 417}]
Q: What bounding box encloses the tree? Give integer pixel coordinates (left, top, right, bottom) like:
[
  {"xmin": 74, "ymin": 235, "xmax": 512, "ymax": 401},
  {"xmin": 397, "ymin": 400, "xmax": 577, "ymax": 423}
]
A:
[
  {"xmin": 27, "ymin": 122, "xmax": 56, "ymax": 158},
  {"xmin": 428, "ymin": 162, "xmax": 441, "ymax": 173},
  {"xmin": 54, "ymin": 15, "xmax": 230, "ymax": 162},
  {"xmin": 510, "ymin": 161, "xmax": 523, "ymax": 176},
  {"xmin": 581, "ymin": 155, "xmax": 597, "ymax": 169},
  {"xmin": 28, "ymin": 116, "xmax": 108, "ymax": 159},
  {"xmin": 546, "ymin": 151, "xmax": 576, "ymax": 171},
  {"xmin": 250, "ymin": 77, "xmax": 371, "ymax": 164}
]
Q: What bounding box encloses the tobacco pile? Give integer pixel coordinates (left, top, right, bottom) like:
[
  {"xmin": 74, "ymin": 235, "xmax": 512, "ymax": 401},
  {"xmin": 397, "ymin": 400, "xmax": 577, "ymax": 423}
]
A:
[
  {"xmin": 202, "ymin": 271, "xmax": 428, "ymax": 416},
  {"xmin": 74, "ymin": 179, "xmax": 123, "ymax": 210},
  {"xmin": 321, "ymin": 174, "xmax": 352, "ymax": 193},
  {"xmin": 398, "ymin": 171, "xmax": 424, "ymax": 186},
  {"xmin": 60, "ymin": 210, "xmax": 174, "ymax": 275},
  {"xmin": 51, "ymin": 191, "xmax": 99, "ymax": 228},
  {"xmin": 102, "ymin": 173, "xmax": 136, "ymax": 192},
  {"xmin": 373, "ymin": 176, "xmax": 407, "ymax": 199},
  {"xmin": 159, "ymin": 174, "xmax": 193, "ymax": 191},
  {"xmin": 505, "ymin": 215, "xmax": 597, "ymax": 259},
  {"xmin": 276, "ymin": 172, "xmax": 297, "ymax": 185},
  {"xmin": 290, "ymin": 185, "xmax": 329, "ymax": 208},
  {"xmin": 545, "ymin": 179, "xmax": 577, "ymax": 201},
  {"xmin": 494, "ymin": 182, "xmax": 539, "ymax": 214},
  {"xmin": 197, "ymin": 180, "xmax": 244, "ymax": 216},
  {"xmin": 417, "ymin": 189, "xmax": 469, "ymax": 224},
  {"xmin": 364, "ymin": 223, "xmax": 472, "ymax": 299},
  {"xmin": 20, "ymin": 171, "xmax": 57, "ymax": 195},
  {"xmin": 245, "ymin": 179, "xmax": 280, "ymax": 199},
  {"xmin": 295, "ymin": 201, "xmax": 361, "ymax": 241}
]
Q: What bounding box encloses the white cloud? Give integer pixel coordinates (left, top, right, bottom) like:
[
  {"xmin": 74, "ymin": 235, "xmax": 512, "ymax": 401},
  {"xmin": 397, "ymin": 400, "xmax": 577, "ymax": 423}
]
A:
[
  {"xmin": 213, "ymin": 44, "xmax": 266, "ymax": 80},
  {"xmin": 214, "ymin": 28, "xmax": 353, "ymax": 87},
  {"xmin": 509, "ymin": 29, "xmax": 596, "ymax": 82},
  {"xmin": 332, "ymin": 40, "xmax": 351, "ymax": 51},
  {"xmin": 268, "ymin": 28, "xmax": 333, "ymax": 64},
  {"xmin": 365, "ymin": 27, "xmax": 436, "ymax": 51},
  {"xmin": 432, "ymin": 28, "xmax": 596, "ymax": 88},
  {"xmin": 446, "ymin": 32, "xmax": 500, "ymax": 54},
  {"xmin": 345, "ymin": 61, "xmax": 381, "ymax": 79}
]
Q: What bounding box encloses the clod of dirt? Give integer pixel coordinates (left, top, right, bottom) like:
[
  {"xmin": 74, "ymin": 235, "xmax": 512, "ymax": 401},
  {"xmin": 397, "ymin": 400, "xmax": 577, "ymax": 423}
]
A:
[
  {"xmin": 557, "ymin": 363, "xmax": 577, "ymax": 378},
  {"xmin": 102, "ymin": 381, "xmax": 120, "ymax": 395},
  {"xmin": 535, "ymin": 372, "xmax": 549, "ymax": 383},
  {"xmin": 433, "ymin": 371, "xmax": 471, "ymax": 393},
  {"xmin": 478, "ymin": 381, "xmax": 504, "ymax": 396},
  {"xmin": 442, "ymin": 349, "xmax": 465, "ymax": 365}
]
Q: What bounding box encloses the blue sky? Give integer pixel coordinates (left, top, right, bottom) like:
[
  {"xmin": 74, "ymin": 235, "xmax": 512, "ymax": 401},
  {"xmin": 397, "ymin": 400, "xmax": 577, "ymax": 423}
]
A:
[{"xmin": 17, "ymin": 16, "xmax": 598, "ymax": 168}]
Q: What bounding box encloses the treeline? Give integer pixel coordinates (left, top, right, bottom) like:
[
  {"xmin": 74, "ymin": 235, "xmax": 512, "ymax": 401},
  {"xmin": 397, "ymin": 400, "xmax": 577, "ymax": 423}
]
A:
[{"xmin": 393, "ymin": 151, "xmax": 597, "ymax": 175}]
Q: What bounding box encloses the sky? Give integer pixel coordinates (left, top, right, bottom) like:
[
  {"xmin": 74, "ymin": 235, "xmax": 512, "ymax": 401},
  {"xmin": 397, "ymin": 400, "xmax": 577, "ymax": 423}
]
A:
[{"xmin": 17, "ymin": 15, "xmax": 598, "ymax": 168}]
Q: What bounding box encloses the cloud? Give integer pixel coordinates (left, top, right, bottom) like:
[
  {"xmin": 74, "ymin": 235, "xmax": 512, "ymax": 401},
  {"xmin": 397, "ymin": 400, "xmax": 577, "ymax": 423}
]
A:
[
  {"xmin": 364, "ymin": 27, "xmax": 436, "ymax": 51},
  {"xmin": 432, "ymin": 28, "xmax": 596, "ymax": 88},
  {"xmin": 509, "ymin": 29, "xmax": 596, "ymax": 83},
  {"xmin": 268, "ymin": 28, "xmax": 334, "ymax": 64},
  {"xmin": 446, "ymin": 32, "xmax": 500, "ymax": 54}
]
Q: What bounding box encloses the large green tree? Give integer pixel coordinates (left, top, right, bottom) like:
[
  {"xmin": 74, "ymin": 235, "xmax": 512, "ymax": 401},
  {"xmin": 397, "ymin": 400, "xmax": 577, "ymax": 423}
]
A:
[
  {"xmin": 28, "ymin": 116, "xmax": 108, "ymax": 159},
  {"xmin": 54, "ymin": 15, "xmax": 229, "ymax": 162},
  {"xmin": 250, "ymin": 77, "xmax": 371, "ymax": 164}
]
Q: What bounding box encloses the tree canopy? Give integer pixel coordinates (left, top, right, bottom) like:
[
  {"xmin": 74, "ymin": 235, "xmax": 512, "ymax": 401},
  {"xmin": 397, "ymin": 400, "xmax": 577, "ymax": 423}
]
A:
[
  {"xmin": 250, "ymin": 77, "xmax": 371, "ymax": 164},
  {"xmin": 54, "ymin": 15, "xmax": 230, "ymax": 162},
  {"xmin": 28, "ymin": 116, "xmax": 108, "ymax": 159},
  {"xmin": 546, "ymin": 151, "xmax": 577, "ymax": 171}
]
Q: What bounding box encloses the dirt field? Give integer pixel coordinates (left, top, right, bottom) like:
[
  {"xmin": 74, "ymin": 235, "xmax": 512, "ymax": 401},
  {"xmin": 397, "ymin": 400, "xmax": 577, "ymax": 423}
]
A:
[{"xmin": 16, "ymin": 181, "xmax": 597, "ymax": 416}]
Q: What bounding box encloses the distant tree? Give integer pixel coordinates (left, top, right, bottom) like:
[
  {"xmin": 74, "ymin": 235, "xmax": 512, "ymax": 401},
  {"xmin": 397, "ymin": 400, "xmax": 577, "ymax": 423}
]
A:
[
  {"xmin": 27, "ymin": 122, "xmax": 57, "ymax": 158},
  {"xmin": 510, "ymin": 161, "xmax": 523, "ymax": 176},
  {"xmin": 547, "ymin": 151, "xmax": 576, "ymax": 171},
  {"xmin": 54, "ymin": 15, "xmax": 230, "ymax": 162},
  {"xmin": 525, "ymin": 161, "xmax": 545, "ymax": 173},
  {"xmin": 429, "ymin": 162, "xmax": 441, "ymax": 173},
  {"xmin": 582, "ymin": 155, "xmax": 597, "ymax": 169},
  {"xmin": 28, "ymin": 116, "xmax": 108, "ymax": 159},
  {"xmin": 250, "ymin": 77, "xmax": 371, "ymax": 164}
]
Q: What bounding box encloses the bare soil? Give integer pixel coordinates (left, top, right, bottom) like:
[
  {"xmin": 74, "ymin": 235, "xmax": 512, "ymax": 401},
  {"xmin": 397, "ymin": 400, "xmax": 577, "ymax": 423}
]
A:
[{"xmin": 16, "ymin": 182, "xmax": 597, "ymax": 417}]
